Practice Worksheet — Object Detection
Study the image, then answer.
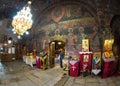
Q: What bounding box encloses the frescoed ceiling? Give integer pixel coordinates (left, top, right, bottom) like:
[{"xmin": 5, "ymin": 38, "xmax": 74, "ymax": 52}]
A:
[
  {"xmin": 0, "ymin": 0, "xmax": 119, "ymax": 19},
  {"xmin": 0, "ymin": 0, "xmax": 119, "ymax": 44}
]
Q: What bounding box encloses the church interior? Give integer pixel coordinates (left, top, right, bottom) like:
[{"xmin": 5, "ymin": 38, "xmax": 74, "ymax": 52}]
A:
[{"xmin": 0, "ymin": 0, "xmax": 120, "ymax": 86}]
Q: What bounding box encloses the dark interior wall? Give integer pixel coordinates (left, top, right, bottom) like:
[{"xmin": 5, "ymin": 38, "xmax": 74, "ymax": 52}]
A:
[{"xmin": 110, "ymin": 15, "xmax": 120, "ymax": 56}]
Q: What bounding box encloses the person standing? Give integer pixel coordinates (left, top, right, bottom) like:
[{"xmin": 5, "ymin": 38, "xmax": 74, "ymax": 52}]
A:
[{"xmin": 59, "ymin": 49, "xmax": 64, "ymax": 68}]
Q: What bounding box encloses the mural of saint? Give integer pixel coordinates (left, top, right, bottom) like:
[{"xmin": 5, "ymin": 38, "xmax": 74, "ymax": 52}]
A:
[
  {"xmin": 51, "ymin": 6, "xmax": 65, "ymax": 22},
  {"xmin": 77, "ymin": 27, "xmax": 87, "ymax": 44},
  {"xmin": 42, "ymin": 31, "xmax": 50, "ymax": 51},
  {"xmin": 55, "ymin": 29, "xmax": 60, "ymax": 35},
  {"xmin": 67, "ymin": 28, "xmax": 77, "ymax": 51},
  {"xmin": 77, "ymin": 27, "xmax": 87, "ymax": 51},
  {"xmin": 90, "ymin": 26, "xmax": 101, "ymax": 51}
]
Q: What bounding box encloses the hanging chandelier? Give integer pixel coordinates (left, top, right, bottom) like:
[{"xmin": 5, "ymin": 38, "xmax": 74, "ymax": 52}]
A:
[{"xmin": 12, "ymin": 1, "xmax": 33, "ymax": 38}]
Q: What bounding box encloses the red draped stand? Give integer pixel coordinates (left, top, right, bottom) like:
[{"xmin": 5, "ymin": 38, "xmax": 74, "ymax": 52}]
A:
[
  {"xmin": 79, "ymin": 52, "xmax": 93, "ymax": 75},
  {"xmin": 102, "ymin": 55, "xmax": 115, "ymax": 78},
  {"xmin": 69, "ymin": 60, "xmax": 80, "ymax": 77},
  {"xmin": 36, "ymin": 56, "xmax": 41, "ymax": 68}
]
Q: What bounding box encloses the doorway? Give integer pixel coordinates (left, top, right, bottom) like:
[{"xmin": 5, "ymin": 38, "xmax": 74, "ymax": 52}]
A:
[{"xmin": 49, "ymin": 40, "xmax": 65, "ymax": 68}]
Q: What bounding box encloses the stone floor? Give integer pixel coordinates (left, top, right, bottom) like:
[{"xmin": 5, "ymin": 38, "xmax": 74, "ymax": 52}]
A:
[{"xmin": 0, "ymin": 60, "xmax": 120, "ymax": 86}]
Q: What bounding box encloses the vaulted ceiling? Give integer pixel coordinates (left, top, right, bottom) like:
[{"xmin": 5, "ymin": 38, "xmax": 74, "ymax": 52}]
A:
[
  {"xmin": 0, "ymin": 0, "xmax": 120, "ymax": 19},
  {"xmin": 0, "ymin": 0, "xmax": 120, "ymax": 43}
]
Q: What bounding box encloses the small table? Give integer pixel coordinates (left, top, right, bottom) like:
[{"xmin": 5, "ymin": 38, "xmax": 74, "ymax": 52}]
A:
[
  {"xmin": 69, "ymin": 60, "xmax": 80, "ymax": 77},
  {"xmin": 23, "ymin": 55, "xmax": 36, "ymax": 68}
]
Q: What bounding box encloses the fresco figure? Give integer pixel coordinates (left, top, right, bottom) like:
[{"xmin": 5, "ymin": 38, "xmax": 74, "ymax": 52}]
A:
[
  {"xmin": 67, "ymin": 28, "xmax": 77, "ymax": 51},
  {"xmin": 55, "ymin": 29, "xmax": 60, "ymax": 35},
  {"xmin": 78, "ymin": 27, "xmax": 87, "ymax": 43},
  {"xmin": 77, "ymin": 27, "xmax": 87, "ymax": 51},
  {"xmin": 42, "ymin": 31, "xmax": 50, "ymax": 51}
]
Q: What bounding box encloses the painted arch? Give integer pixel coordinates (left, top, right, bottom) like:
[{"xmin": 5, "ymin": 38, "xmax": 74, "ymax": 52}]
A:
[{"xmin": 35, "ymin": 1, "xmax": 101, "ymax": 52}]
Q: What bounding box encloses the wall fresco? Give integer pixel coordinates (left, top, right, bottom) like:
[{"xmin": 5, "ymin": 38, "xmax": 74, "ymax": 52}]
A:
[{"xmin": 37, "ymin": 4, "xmax": 100, "ymax": 53}]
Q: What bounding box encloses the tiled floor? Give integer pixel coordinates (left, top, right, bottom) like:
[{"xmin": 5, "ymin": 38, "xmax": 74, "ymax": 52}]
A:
[
  {"xmin": 0, "ymin": 60, "xmax": 63, "ymax": 86},
  {"xmin": 0, "ymin": 60, "xmax": 120, "ymax": 86}
]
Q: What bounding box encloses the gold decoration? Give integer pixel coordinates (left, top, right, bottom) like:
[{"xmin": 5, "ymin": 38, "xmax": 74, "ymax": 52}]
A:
[
  {"xmin": 104, "ymin": 39, "xmax": 114, "ymax": 51},
  {"xmin": 50, "ymin": 35, "xmax": 66, "ymax": 42}
]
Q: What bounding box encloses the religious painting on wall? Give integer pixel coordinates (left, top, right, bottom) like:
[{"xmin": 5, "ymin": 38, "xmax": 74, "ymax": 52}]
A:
[
  {"xmin": 42, "ymin": 31, "xmax": 50, "ymax": 52},
  {"xmin": 66, "ymin": 28, "xmax": 77, "ymax": 51},
  {"xmin": 90, "ymin": 26, "xmax": 101, "ymax": 52},
  {"xmin": 51, "ymin": 6, "xmax": 65, "ymax": 23},
  {"xmin": 82, "ymin": 39, "xmax": 89, "ymax": 52},
  {"xmin": 37, "ymin": 4, "xmax": 99, "ymax": 54}
]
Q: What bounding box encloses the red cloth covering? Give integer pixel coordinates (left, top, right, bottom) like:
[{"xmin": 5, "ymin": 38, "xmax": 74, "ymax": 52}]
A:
[
  {"xmin": 69, "ymin": 60, "xmax": 80, "ymax": 77},
  {"xmin": 101, "ymin": 53, "xmax": 115, "ymax": 78},
  {"xmin": 79, "ymin": 52, "xmax": 92, "ymax": 73},
  {"xmin": 102, "ymin": 61, "xmax": 114, "ymax": 78},
  {"xmin": 36, "ymin": 56, "xmax": 41, "ymax": 68},
  {"xmin": 102, "ymin": 57, "xmax": 115, "ymax": 78}
]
